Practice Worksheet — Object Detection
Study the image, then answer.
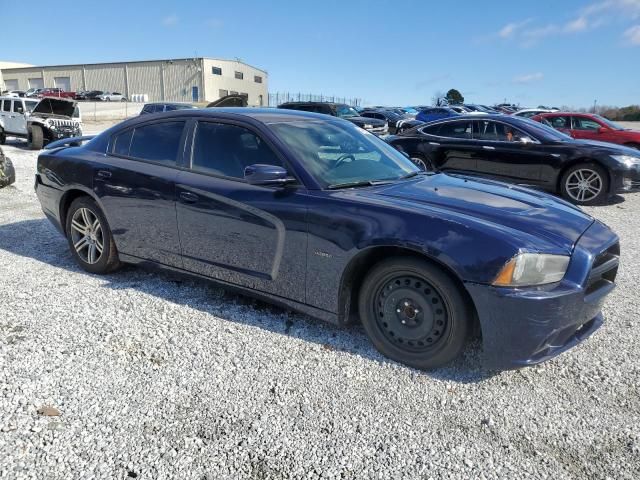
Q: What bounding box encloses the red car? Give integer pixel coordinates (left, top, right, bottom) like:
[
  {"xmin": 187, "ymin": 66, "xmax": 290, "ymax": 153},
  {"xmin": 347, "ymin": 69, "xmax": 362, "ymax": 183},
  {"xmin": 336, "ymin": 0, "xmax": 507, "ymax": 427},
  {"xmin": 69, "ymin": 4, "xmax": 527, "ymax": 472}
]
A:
[
  {"xmin": 37, "ymin": 88, "xmax": 76, "ymax": 100},
  {"xmin": 531, "ymin": 112, "xmax": 640, "ymax": 150}
]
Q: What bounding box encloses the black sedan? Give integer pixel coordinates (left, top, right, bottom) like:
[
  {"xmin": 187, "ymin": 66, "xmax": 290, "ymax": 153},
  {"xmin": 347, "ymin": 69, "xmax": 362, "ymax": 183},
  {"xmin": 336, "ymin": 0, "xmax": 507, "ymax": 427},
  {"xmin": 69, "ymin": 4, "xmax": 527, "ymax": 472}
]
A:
[
  {"xmin": 359, "ymin": 109, "xmax": 422, "ymax": 134},
  {"xmin": 386, "ymin": 115, "xmax": 640, "ymax": 205},
  {"xmin": 36, "ymin": 109, "xmax": 619, "ymax": 370}
]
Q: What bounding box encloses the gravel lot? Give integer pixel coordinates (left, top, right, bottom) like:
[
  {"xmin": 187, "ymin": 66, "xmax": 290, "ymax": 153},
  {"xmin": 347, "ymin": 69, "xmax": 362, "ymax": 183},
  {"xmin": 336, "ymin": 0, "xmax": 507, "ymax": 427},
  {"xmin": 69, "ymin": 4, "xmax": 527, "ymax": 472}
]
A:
[{"xmin": 1, "ymin": 123, "xmax": 639, "ymax": 479}]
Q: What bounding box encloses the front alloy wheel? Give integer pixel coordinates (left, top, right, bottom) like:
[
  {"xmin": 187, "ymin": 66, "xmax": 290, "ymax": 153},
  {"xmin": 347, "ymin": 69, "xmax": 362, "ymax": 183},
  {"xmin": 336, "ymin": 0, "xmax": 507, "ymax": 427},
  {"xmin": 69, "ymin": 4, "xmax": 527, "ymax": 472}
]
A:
[{"xmin": 561, "ymin": 163, "xmax": 608, "ymax": 205}]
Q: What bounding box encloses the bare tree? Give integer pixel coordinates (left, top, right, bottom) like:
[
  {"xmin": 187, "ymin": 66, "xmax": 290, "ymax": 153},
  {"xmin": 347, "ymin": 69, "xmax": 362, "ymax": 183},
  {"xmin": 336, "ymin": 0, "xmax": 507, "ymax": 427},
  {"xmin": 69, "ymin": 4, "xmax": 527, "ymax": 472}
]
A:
[{"xmin": 431, "ymin": 90, "xmax": 445, "ymax": 106}]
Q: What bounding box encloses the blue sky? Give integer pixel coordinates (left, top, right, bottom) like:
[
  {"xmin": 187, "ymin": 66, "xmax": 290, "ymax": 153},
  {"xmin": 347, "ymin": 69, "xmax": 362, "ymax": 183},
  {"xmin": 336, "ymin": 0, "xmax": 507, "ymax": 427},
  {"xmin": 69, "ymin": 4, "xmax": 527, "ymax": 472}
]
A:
[{"xmin": 5, "ymin": 0, "xmax": 640, "ymax": 107}]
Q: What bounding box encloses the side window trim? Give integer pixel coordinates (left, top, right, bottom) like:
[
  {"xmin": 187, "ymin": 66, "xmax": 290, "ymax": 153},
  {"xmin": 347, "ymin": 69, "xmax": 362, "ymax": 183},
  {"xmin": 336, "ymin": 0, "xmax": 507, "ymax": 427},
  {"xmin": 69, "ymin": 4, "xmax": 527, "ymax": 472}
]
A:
[
  {"xmin": 186, "ymin": 118, "xmax": 303, "ymax": 187},
  {"xmin": 107, "ymin": 119, "xmax": 189, "ymax": 168},
  {"xmin": 427, "ymin": 120, "xmax": 473, "ymax": 140}
]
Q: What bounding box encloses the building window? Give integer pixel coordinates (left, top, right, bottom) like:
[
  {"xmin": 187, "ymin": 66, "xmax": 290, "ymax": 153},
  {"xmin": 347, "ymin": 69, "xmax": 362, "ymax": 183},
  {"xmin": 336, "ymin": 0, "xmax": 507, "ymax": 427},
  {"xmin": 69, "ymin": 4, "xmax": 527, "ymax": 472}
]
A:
[
  {"xmin": 234, "ymin": 71, "xmax": 243, "ymax": 80},
  {"xmin": 212, "ymin": 66, "xmax": 222, "ymax": 75},
  {"xmin": 218, "ymin": 89, "xmax": 228, "ymax": 98},
  {"xmin": 254, "ymin": 75, "xmax": 263, "ymax": 84}
]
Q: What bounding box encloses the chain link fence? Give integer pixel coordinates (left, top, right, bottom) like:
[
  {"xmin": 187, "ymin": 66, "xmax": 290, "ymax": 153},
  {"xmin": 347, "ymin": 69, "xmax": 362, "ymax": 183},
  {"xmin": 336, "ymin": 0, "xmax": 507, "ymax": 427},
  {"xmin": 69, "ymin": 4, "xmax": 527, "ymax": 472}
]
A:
[{"xmin": 269, "ymin": 92, "xmax": 363, "ymax": 107}]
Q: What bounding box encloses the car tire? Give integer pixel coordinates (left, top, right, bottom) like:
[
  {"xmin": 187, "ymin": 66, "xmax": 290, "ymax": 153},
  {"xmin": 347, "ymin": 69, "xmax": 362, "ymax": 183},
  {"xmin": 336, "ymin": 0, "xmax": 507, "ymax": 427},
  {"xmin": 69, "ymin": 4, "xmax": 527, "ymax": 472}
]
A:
[
  {"xmin": 624, "ymin": 143, "xmax": 640, "ymax": 151},
  {"xmin": 121, "ymin": 98, "xmax": 127, "ymax": 102},
  {"xmin": 0, "ymin": 127, "xmax": 6, "ymax": 145},
  {"xmin": 358, "ymin": 257, "xmax": 470, "ymax": 369},
  {"xmin": 28, "ymin": 125, "xmax": 44, "ymax": 150},
  {"xmin": 560, "ymin": 162, "xmax": 609, "ymax": 205},
  {"xmin": 65, "ymin": 196, "xmax": 121, "ymax": 274},
  {"xmin": 409, "ymin": 154, "xmax": 434, "ymax": 171}
]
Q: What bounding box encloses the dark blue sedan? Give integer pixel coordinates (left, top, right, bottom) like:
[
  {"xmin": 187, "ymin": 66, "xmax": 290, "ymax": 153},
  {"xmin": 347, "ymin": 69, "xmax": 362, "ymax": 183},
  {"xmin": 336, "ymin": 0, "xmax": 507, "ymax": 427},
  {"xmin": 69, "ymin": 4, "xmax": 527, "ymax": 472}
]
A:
[
  {"xmin": 416, "ymin": 107, "xmax": 460, "ymax": 123},
  {"xmin": 35, "ymin": 109, "xmax": 619, "ymax": 370}
]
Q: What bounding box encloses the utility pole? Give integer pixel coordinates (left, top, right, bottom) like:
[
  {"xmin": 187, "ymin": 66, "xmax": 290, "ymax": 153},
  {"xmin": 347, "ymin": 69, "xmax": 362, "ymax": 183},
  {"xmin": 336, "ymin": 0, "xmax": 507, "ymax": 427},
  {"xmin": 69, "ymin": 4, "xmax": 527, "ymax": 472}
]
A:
[{"xmin": 593, "ymin": 99, "xmax": 597, "ymax": 113}]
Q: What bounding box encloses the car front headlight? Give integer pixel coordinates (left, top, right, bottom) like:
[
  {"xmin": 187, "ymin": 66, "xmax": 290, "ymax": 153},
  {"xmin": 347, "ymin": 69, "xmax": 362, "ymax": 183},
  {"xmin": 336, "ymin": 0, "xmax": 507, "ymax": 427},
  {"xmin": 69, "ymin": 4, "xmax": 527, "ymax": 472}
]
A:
[
  {"xmin": 363, "ymin": 124, "xmax": 373, "ymax": 129},
  {"xmin": 612, "ymin": 154, "xmax": 640, "ymax": 167},
  {"xmin": 493, "ymin": 253, "xmax": 570, "ymax": 287}
]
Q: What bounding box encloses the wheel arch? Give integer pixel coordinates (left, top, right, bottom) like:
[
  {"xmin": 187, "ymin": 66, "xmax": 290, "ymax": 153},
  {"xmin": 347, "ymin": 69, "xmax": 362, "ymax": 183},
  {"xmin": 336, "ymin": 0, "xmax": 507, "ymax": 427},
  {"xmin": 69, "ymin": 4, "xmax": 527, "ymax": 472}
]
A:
[
  {"xmin": 556, "ymin": 158, "xmax": 612, "ymax": 194},
  {"xmin": 337, "ymin": 245, "xmax": 480, "ymax": 334},
  {"xmin": 58, "ymin": 187, "xmax": 103, "ymax": 234}
]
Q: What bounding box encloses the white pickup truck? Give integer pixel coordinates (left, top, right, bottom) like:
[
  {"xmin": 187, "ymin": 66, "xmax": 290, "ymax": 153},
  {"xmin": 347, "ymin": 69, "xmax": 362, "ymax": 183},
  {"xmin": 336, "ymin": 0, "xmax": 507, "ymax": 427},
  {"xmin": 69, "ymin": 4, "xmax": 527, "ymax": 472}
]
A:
[{"xmin": 0, "ymin": 96, "xmax": 82, "ymax": 149}]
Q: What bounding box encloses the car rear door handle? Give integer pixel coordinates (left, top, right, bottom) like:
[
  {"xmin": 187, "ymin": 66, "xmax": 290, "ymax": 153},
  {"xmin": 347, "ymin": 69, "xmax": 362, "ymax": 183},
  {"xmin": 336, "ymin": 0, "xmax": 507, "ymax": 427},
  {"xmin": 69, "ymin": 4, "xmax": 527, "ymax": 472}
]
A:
[
  {"xmin": 482, "ymin": 146, "xmax": 496, "ymax": 150},
  {"xmin": 96, "ymin": 170, "xmax": 112, "ymax": 179},
  {"xmin": 429, "ymin": 142, "xmax": 440, "ymax": 146},
  {"xmin": 179, "ymin": 191, "xmax": 199, "ymax": 204}
]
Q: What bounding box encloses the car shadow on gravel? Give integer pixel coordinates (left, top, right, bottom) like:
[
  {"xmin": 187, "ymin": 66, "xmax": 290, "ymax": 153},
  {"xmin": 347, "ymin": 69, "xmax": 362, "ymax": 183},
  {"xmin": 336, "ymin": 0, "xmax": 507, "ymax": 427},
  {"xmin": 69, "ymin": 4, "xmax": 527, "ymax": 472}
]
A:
[{"xmin": 0, "ymin": 218, "xmax": 498, "ymax": 383}]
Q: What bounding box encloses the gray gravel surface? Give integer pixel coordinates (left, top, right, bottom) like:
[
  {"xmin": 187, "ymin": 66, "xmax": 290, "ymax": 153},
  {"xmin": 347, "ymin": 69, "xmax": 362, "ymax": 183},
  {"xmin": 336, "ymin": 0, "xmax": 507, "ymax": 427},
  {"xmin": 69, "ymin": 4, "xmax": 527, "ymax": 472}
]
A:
[{"xmin": 1, "ymin": 130, "xmax": 639, "ymax": 479}]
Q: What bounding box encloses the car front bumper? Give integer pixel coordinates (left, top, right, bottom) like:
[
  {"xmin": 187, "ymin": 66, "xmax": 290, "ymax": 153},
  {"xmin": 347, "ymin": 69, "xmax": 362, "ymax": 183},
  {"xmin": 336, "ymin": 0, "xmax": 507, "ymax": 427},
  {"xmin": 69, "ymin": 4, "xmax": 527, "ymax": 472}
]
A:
[
  {"xmin": 465, "ymin": 220, "xmax": 619, "ymax": 370},
  {"xmin": 610, "ymin": 163, "xmax": 640, "ymax": 193}
]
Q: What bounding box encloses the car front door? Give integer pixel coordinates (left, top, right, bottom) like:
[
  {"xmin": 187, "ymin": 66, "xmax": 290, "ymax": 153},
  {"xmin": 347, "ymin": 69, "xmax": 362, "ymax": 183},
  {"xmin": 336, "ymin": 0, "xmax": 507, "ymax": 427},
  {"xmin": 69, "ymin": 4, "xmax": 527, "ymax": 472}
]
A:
[
  {"xmin": 174, "ymin": 120, "xmax": 308, "ymax": 303},
  {"xmin": 571, "ymin": 116, "xmax": 609, "ymax": 142},
  {"xmin": 471, "ymin": 120, "xmax": 545, "ymax": 183},
  {"xmin": 92, "ymin": 120, "xmax": 186, "ymax": 267}
]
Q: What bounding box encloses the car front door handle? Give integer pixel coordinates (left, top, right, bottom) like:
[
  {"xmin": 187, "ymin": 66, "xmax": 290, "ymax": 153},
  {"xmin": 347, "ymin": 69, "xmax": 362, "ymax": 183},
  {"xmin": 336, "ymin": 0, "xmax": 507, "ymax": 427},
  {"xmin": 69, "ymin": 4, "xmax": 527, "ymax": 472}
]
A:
[
  {"xmin": 429, "ymin": 142, "xmax": 440, "ymax": 146},
  {"xmin": 482, "ymin": 146, "xmax": 496, "ymax": 150},
  {"xmin": 96, "ymin": 170, "xmax": 112, "ymax": 179},
  {"xmin": 179, "ymin": 191, "xmax": 199, "ymax": 204}
]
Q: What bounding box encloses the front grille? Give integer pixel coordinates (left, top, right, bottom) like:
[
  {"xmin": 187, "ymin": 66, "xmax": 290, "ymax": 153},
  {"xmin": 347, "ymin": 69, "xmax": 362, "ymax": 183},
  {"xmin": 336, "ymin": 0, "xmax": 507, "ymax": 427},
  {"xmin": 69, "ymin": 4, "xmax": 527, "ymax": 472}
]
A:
[{"xmin": 586, "ymin": 242, "xmax": 619, "ymax": 295}]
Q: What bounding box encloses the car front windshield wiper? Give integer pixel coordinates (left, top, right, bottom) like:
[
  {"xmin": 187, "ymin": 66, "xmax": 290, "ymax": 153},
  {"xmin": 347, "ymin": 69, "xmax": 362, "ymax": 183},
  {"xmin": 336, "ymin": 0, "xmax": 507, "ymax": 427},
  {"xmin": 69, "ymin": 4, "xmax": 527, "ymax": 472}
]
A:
[
  {"xmin": 398, "ymin": 171, "xmax": 428, "ymax": 180},
  {"xmin": 326, "ymin": 179, "xmax": 393, "ymax": 190}
]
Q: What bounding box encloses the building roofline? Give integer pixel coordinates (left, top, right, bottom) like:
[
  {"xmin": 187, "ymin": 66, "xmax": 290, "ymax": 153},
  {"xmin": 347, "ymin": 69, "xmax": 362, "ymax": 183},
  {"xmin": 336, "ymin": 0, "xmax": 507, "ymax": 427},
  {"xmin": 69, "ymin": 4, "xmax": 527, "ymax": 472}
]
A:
[{"xmin": 1, "ymin": 57, "xmax": 267, "ymax": 75}]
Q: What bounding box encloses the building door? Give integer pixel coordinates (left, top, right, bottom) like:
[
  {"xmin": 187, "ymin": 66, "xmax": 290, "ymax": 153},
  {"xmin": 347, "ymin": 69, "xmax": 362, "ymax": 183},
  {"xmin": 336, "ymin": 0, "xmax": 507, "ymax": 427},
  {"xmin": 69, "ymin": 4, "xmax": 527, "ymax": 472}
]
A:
[
  {"xmin": 28, "ymin": 78, "xmax": 44, "ymax": 89},
  {"xmin": 4, "ymin": 79, "xmax": 19, "ymax": 91},
  {"xmin": 54, "ymin": 77, "xmax": 71, "ymax": 92},
  {"xmin": 191, "ymin": 86, "xmax": 199, "ymax": 102}
]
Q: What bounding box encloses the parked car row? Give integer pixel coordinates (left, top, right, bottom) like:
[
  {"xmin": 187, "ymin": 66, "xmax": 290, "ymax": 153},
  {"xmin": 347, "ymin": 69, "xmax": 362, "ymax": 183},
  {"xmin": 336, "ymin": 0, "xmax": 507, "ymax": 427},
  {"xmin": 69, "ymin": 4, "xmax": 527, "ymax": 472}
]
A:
[
  {"xmin": 33, "ymin": 107, "xmax": 621, "ymax": 371},
  {"xmin": 0, "ymin": 88, "xmax": 130, "ymax": 101}
]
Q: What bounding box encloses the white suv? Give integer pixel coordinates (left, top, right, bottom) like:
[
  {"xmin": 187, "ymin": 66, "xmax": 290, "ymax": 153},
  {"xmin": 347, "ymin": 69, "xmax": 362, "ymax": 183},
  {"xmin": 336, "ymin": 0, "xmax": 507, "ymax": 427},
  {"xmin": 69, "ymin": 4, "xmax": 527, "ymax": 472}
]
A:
[{"xmin": 0, "ymin": 96, "xmax": 82, "ymax": 149}]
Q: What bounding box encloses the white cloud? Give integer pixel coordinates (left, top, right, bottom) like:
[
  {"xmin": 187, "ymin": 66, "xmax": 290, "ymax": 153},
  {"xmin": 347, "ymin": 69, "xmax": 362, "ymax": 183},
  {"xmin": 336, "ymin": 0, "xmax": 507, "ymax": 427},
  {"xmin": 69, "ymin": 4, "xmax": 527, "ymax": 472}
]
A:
[
  {"xmin": 498, "ymin": 18, "xmax": 533, "ymax": 38},
  {"xmin": 497, "ymin": 0, "xmax": 640, "ymax": 46},
  {"xmin": 624, "ymin": 24, "xmax": 640, "ymax": 44},
  {"xmin": 564, "ymin": 16, "xmax": 589, "ymax": 32},
  {"xmin": 513, "ymin": 72, "xmax": 544, "ymax": 84},
  {"xmin": 162, "ymin": 15, "xmax": 179, "ymax": 27}
]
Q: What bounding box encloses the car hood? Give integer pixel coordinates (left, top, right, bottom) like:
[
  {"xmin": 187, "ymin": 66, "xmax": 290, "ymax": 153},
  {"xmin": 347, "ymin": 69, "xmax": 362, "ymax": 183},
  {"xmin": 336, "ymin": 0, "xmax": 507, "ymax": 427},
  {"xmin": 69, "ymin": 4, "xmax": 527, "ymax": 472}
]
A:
[
  {"xmin": 345, "ymin": 116, "xmax": 387, "ymax": 127},
  {"xmin": 360, "ymin": 173, "xmax": 594, "ymax": 253},
  {"xmin": 32, "ymin": 97, "xmax": 76, "ymax": 118},
  {"xmin": 559, "ymin": 139, "xmax": 640, "ymax": 156}
]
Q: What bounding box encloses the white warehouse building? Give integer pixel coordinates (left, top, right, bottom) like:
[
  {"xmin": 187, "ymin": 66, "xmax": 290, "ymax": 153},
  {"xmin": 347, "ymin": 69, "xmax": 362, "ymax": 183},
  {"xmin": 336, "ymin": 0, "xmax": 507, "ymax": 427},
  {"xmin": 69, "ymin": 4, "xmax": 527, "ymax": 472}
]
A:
[{"xmin": 0, "ymin": 57, "xmax": 268, "ymax": 106}]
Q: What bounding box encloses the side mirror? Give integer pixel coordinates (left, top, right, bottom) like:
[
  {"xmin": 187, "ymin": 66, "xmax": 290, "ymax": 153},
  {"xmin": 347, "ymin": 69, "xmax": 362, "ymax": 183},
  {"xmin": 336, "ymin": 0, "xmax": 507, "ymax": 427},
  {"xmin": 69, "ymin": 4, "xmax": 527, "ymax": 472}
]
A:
[
  {"xmin": 518, "ymin": 136, "xmax": 535, "ymax": 144},
  {"xmin": 598, "ymin": 127, "xmax": 608, "ymax": 134},
  {"xmin": 244, "ymin": 164, "xmax": 295, "ymax": 186},
  {"xmin": 15, "ymin": 105, "xmax": 24, "ymax": 114}
]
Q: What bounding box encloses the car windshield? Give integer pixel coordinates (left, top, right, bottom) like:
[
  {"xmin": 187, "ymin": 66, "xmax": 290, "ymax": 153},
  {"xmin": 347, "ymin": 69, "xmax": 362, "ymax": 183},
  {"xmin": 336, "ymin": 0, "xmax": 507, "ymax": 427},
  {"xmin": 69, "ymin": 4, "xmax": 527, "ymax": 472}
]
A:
[
  {"xmin": 335, "ymin": 105, "xmax": 360, "ymax": 119},
  {"xmin": 25, "ymin": 100, "xmax": 39, "ymax": 112},
  {"xmin": 518, "ymin": 117, "xmax": 573, "ymax": 141},
  {"xmin": 594, "ymin": 115, "xmax": 625, "ymax": 130},
  {"xmin": 269, "ymin": 120, "xmax": 419, "ymax": 188}
]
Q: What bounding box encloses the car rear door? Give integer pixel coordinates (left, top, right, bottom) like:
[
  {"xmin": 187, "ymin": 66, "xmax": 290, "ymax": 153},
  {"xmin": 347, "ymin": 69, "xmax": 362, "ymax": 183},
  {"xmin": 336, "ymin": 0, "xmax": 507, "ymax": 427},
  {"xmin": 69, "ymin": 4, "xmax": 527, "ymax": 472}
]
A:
[
  {"xmin": 545, "ymin": 115, "xmax": 573, "ymax": 137},
  {"xmin": 92, "ymin": 119, "xmax": 186, "ymax": 267},
  {"xmin": 424, "ymin": 120, "xmax": 478, "ymax": 172},
  {"xmin": 174, "ymin": 119, "xmax": 308, "ymax": 303}
]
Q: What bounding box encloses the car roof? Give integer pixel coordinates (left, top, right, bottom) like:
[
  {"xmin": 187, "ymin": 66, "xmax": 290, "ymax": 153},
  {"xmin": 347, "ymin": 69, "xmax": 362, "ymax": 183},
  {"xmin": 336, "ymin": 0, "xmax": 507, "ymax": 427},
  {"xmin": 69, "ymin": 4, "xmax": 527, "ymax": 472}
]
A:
[
  {"xmin": 423, "ymin": 114, "xmax": 531, "ymax": 125},
  {"xmin": 121, "ymin": 107, "xmax": 346, "ymax": 126},
  {"xmin": 536, "ymin": 112, "xmax": 592, "ymax": 117}
]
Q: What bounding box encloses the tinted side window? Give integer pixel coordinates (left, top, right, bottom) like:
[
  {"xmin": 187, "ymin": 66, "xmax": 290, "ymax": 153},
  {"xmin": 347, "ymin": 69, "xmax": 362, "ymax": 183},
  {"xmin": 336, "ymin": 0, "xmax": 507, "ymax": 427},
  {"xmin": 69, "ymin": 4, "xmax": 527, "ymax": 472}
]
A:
[
  {"xmin": 2, "ymin": 101, "xmax": 11, "ymax": 112},
  {"xmin": 547, "ymin": 116, "xmax": 570, "ymax": 129},
  {"xmin": 573, "ymin": 117, "xmax": 601, "ymax": 130},
  {"xmin": 473, "ymin": 120, "xmax": 498, "ymax": 140},
  {"xmin": 192, "ymin": 122, "xmax": 283, "ymax": 179},
  {"xmin": 113, "ymin": 129, "xmax": 134, "ymax": 156},
  {"xmin": 437, "ymin": 121, "xmax": 472, "ymax": 139},
  {"xmin": 128, "ymin": 121, "xmax": 185, "ymax": 165},
  {"xmin": 420, "ymin": 124, "xmax": 441, "ymax": 135}
]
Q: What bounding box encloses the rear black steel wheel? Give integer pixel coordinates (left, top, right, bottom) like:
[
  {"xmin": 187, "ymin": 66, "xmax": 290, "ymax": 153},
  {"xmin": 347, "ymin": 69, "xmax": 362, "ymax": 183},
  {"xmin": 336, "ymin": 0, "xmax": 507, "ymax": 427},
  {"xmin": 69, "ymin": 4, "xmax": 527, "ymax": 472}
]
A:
[
  {"xmin": 409, "ymin": 154, "xmax": 433, "ymax": 172},
  {"xmin": 359, "ymin": 257, "xmax": 470, "ymax": 369}
]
